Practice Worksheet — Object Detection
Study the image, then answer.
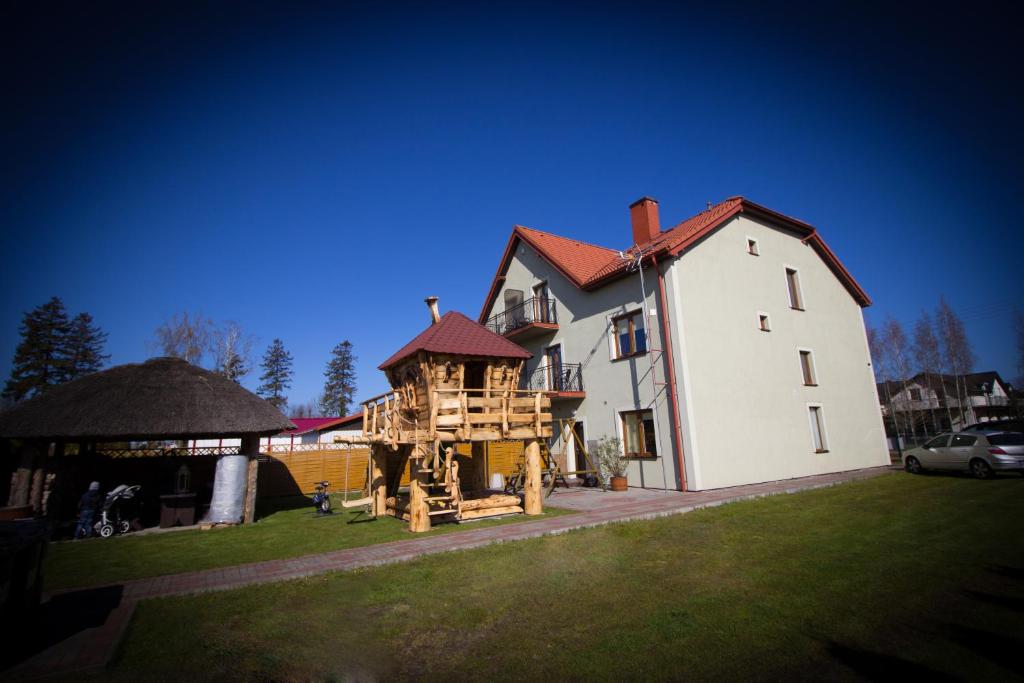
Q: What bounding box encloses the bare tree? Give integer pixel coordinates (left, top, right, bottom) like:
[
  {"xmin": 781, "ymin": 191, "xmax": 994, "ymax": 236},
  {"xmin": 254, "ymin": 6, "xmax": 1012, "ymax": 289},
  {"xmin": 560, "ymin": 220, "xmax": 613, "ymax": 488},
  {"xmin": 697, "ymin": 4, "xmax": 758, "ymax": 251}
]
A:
[
  {"xmin": 911, "ymin": 311, "xmax": 945, "ymax": 434},
  {"xmin": 152, "ymin": 312, "xmax": 211, "ymax": 366},
  {"xmin": 210, "ymin": 321, "xmax": 255, "ymax": 382},
  {"xmin": 289, "ymin": 400, "xmax": 320, "ymax": 418},
  {"xmin": 881, "ymin": 316, "xmax": 917, "ymax": 442},
  {"xmin": 868, "ymin": 322, "xmax": 901, "ymax": 448},
  {"xmin": 1014, "ymin": 308, "xmax": 1024, "ymax": 389},
  {"xmin": 936, "ymin": 298, "xmax": 975, "ymax": 427}
]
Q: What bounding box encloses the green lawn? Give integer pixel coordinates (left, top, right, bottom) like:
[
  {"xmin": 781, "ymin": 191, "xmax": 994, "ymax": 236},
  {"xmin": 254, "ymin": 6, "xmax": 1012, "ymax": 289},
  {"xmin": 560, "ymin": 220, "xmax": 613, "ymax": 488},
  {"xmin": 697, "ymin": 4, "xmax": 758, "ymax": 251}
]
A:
[
  {"xmin": 96, "ymin": 472, "xmax": 1024, "ymax": 682},
  {"xmin": 45, "ymin": 495, "xmax": 574, "ymax": 591}
]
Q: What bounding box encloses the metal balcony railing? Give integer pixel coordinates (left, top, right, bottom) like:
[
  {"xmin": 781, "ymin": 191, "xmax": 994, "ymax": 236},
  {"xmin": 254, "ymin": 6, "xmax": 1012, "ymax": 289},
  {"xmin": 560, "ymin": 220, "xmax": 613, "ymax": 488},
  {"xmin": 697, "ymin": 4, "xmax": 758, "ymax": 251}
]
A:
[
  {"xmin": 524, "ymin": 363, "xmax": 584, "ymax": 394},
  {"xmin": 485, "ymin": 297, "xmax": 557, "ymax": 336}
]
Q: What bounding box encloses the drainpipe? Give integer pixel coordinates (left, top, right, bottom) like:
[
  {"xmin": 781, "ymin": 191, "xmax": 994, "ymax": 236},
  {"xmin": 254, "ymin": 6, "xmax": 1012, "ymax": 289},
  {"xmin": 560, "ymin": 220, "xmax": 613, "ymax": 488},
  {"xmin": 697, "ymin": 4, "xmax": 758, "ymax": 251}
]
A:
[{"xmin": 651, "ymin": 253, "xmax": 688, "ymax": 491}]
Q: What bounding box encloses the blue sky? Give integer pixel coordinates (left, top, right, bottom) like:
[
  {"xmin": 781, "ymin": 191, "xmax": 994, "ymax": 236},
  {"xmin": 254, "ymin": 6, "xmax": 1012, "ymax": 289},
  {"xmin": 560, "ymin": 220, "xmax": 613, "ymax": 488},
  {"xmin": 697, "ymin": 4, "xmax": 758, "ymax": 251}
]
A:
[{"xmin": 2, "ymin": 1, "xmax": 1021, "ymax": 409}]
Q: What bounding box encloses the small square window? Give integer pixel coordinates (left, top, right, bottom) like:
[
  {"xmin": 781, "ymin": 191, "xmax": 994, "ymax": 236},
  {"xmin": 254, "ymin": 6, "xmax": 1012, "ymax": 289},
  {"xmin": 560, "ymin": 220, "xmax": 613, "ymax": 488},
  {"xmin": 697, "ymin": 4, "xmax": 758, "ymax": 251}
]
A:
[
  {"xmin": 621, "ymin": 409, "xmax": 656, "ymax": 457},
  {"xmin": 747, "ymin": 238, "xmax": 759, "ymax": 256},
  {"xmin": 758, "ymin": 313, "xmax": 771, "ymax": 332}
]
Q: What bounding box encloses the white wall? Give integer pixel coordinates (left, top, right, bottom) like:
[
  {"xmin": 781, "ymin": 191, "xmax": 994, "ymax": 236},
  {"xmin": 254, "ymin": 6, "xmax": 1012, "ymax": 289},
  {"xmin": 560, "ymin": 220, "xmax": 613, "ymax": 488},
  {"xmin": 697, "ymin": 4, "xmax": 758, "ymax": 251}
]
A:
[
  {"xmin": 486, "ymin": 241, "xmax": 681, "ymax": 489},
  {"xmin": 668, "ymin": 214, "xmax": 889, "ymax": 489}
]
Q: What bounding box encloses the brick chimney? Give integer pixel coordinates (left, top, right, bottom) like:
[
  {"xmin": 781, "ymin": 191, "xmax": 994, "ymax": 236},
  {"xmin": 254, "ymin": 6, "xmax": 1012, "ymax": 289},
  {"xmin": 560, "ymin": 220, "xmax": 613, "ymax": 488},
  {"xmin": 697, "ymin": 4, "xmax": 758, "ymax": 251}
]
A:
[
  {"xmin": 425, "ymin": 296, "xmax": 441, "ymax": 324},
  {"xmin": 629, "ymin": 196, "xmax": 660, "ymax": 245}
]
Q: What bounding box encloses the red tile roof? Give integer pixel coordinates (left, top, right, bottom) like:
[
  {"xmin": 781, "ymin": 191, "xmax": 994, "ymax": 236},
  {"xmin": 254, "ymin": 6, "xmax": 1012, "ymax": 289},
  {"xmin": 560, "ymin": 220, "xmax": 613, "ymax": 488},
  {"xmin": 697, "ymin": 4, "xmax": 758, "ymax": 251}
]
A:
[
  {"xmin": 282, "ymin": 417, "xmax": 353, "ymax": 435},
  {"xmin": 479, "ymin": 196, "xmax": 870, "ymax": 321},
  {"xmin": 379, "ymin": 311, "xmax": 532, "ymax": 370}
]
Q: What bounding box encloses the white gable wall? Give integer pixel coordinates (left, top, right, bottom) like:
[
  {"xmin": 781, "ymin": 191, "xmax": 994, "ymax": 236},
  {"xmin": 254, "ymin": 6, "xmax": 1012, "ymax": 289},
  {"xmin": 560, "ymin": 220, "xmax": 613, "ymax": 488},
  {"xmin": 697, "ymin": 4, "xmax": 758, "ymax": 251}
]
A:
[{"xmin": 667, "ymin": 214, "xmax": 889, "ymax": 489}]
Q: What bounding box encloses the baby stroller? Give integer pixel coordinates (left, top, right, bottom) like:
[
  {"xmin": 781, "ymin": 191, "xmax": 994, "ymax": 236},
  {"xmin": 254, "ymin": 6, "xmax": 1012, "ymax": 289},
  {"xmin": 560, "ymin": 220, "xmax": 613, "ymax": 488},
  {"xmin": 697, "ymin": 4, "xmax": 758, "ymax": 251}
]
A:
[{"xmin": 94, "ymin": 484, "xmax": 142, "ymax": 538}]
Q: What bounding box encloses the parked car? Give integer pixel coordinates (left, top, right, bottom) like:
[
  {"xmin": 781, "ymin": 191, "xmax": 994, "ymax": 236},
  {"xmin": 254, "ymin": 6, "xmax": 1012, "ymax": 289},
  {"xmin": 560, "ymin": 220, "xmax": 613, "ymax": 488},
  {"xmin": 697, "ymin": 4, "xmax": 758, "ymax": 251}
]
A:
[
  {"xmin": 962, "ymin": 418, "xmax": 1024, "ymax": 433},
  {"xmin": 902, "ymin": 431, "xmax": 1024, "ymax": 479}
]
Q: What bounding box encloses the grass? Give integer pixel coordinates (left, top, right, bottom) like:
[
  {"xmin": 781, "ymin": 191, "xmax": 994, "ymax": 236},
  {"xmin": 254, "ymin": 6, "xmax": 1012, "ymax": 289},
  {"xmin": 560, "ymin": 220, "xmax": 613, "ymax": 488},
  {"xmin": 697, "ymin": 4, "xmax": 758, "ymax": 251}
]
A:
[
  {"xmin": 94, "ymin": 472, "xmax": 1024, "ymax": 682},
  {"xmin": 44, "ymin": 494, "xmax": 574, "ymax": 591}
]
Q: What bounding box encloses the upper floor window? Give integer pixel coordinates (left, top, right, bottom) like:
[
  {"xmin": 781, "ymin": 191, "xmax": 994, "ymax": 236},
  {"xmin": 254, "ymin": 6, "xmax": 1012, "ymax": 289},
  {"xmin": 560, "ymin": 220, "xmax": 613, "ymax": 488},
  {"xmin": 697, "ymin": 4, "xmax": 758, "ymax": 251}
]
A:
[
  {"xmin": 612, "ymin": 310, "xmax": 647, "ymax": 358},
  {"xmin": 621, "ymin": 409, "xmax": 656, "ymax": 457},
  {"xmin": 747, "ymin": 237, "xmax": 759, "ymax": 256},
  {"xmin": 909, "ymin": 388, "xmax": 922, "ymax": 401},
  {"xmin": 799, "ymin": 350, "xmax": 817, "ymax": 386},
  {"xmin": 758, "ymin": 312, "xmax": 771, "ymax": 332},
  {"xmin": 786, "ymin": 268, "xmax": 804, "ymax": 310}
]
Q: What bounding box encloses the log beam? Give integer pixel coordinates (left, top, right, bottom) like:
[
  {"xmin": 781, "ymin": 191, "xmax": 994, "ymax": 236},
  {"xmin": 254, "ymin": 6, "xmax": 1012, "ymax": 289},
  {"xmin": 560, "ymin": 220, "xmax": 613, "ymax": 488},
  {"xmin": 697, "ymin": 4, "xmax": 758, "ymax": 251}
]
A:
[
  {"xmin": 524, "ymin": 438, "xmax": 543, "ymax": 515},
  {"xmin": 370, "ymin": 444, "xmax": 387, "ymax": 516}
]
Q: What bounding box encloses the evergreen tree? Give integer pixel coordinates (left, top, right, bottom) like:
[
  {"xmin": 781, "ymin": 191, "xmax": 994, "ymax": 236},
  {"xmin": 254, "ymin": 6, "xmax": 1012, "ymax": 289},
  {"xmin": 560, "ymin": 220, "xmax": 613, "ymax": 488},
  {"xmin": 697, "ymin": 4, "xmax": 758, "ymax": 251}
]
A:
[
  {"xmin": 257, "ymin": 338, "xmax": 293, "ymax": 411},
  {"xmin": 64, "ymin": 312, "xmax": 110, "ymax": 381},
  {"xmin": 3, "ymin": 297, "xmax": 71, "ymax": 402},
  {"xmin": 318, "ymin": 340, "xmax": 357, "ymax": 416}
]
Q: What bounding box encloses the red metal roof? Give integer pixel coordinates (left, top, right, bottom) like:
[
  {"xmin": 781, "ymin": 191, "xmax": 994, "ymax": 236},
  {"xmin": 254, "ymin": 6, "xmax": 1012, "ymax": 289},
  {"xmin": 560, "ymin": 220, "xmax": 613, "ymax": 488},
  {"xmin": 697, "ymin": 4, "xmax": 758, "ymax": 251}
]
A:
[
  {"xmin": 479, "ymin": 196, "xmax": 870, "ymax": 321},
  {"xmin": 282, "ymin": 417, "xmax": 349, "ymax": 435},
  {"xmin": 379, "ymin": 311, "xmax": 532, "ymax": 370}
]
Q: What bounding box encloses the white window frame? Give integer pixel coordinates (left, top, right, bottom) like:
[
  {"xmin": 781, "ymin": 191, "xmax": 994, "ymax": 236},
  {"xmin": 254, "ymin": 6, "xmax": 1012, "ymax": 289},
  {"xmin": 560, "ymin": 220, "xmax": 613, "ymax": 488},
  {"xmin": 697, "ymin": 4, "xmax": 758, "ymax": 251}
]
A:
[
  {"xmin": 797, "ymin": 346, "xmax": 818, "ymax": 386},
  {"xmin": 746, "ymin": 236, "xmax": 760, "ymax": 256},
  {"xmin": 807, "ymin": 403, "xmax": 829, "ymax": 453},
  {"xmin": 784, "ymin": 265, "xmax": 804, "ymax": 310},
  {"xmin": 757, "ymin": 311, "xmax": 771, "ymax": 332},
  {"xmin": 615, "ymin": 405, "xmax": 659, "ymax": 458}
]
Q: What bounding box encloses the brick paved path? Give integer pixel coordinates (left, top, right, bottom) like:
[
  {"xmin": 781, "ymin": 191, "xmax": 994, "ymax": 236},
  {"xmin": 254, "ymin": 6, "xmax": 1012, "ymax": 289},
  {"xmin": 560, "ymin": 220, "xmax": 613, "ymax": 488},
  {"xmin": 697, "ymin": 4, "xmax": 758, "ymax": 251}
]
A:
[{"xmin": 7, "ymin": 466, "xmax": 893, "ymax": 680}]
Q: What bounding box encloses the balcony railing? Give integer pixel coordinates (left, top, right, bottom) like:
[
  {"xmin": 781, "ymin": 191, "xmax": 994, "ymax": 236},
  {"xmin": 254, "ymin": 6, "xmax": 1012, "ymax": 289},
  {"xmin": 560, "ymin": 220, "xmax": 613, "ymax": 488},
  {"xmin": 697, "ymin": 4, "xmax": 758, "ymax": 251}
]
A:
[
  {"xmin": 524, "ymin": 363, "xmax": 584, "ymax": 394},
  {"xmin": 485, "ymin": 297, "xmax": 557, "ymax": 336}
]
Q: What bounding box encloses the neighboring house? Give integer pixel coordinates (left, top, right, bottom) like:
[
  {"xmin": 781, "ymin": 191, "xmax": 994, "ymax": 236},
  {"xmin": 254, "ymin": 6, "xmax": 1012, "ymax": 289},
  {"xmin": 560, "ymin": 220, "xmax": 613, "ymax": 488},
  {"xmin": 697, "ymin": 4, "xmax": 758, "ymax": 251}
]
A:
[
  {"xmin": 479, "ymin": 196, "xmax": 889, "ymax": 491},
  {"xmin": 877, "ymin": 370, "xmax": 1015, "ymax": 436},
  {"xmin": 195, "ymin": 415, "xmax": 363, "ymax": 451}
]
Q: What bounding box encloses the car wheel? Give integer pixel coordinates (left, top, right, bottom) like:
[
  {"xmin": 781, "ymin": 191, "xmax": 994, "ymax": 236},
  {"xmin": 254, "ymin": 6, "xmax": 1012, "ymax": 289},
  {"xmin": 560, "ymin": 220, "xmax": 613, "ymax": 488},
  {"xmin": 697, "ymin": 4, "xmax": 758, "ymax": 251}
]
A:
[
  {"xmin": 970, "ymin": 459, "xmax": 993, "ymax": 480},
  {"xmin": 904, "ymin": 456, "xmax": 923, "ymax": 474}
]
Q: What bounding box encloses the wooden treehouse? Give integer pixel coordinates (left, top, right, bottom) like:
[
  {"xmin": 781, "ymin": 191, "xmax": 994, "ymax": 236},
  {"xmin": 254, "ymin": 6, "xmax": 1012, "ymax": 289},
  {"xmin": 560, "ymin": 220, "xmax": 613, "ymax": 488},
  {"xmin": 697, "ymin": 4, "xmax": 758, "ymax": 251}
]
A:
[{"xmin": 351, "ymin": 297, "xmax": 553, "ymax": 532}]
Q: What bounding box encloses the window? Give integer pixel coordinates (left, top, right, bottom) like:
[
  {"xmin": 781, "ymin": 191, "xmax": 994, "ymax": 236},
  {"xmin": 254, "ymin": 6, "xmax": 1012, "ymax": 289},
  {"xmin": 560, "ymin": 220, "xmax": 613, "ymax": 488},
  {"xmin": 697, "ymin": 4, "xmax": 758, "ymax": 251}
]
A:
[
  {"xmin": 808, "ymin": 406, "xmax": 828, "ymax": 452},
  {"xmin": 989, "ymin": 434, "xmax": 1024, "ymax": 447},
  {"xmin": 950, "ymin": 434, "xmax": 977, "ymax": 447},
  {"xmin": 923, "ymin": 435, "xmax": 950, "ymax": 449},
  {"xmin": 758, "ymin": 313, "xmax": 771, "ymax": 332},
  {"xmin": 747, "ymin": 238, "xmax": 759, "ymax": 256},
  {"xmin": 785, "ymin": 268, "xmax": 804, "ymax": 310},
  {"xmin": 909, "ymin": 388, "xmax": 922, "ymax": 401},
  {"xmin": 799, "ymin": 350, "xmax": 816, "ymax": 386},
  {"xmin": 612, "ymin": 311, "xmax": 647, "ymax": 358},
  {"xmin": 621, "ymin": 410, "xmax": 657, "ymax": 457},
  {"xmin": 532, "ymin": 281, "xmax": 552, "ymax": 323}
]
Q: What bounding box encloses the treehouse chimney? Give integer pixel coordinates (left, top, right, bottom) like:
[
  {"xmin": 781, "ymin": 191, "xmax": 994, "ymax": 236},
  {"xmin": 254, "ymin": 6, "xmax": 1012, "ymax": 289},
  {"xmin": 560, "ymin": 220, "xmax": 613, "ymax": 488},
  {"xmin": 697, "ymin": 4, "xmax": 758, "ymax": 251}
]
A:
[{"xmin": 425, "ymin": 296, "xmax": 441, "ymax": 324}]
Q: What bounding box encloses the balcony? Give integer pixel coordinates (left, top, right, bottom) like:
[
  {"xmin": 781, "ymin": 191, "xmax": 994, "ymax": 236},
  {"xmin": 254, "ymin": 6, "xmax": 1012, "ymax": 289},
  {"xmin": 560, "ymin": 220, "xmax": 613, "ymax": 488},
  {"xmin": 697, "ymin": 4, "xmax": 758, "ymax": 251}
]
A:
[
  {"xmin": 485, "ymin": 297, "xmax": 558, "ymax": 340},
  {"xmin": 524, "ymin": 363, "xmax": 585, "ymax": 400}
]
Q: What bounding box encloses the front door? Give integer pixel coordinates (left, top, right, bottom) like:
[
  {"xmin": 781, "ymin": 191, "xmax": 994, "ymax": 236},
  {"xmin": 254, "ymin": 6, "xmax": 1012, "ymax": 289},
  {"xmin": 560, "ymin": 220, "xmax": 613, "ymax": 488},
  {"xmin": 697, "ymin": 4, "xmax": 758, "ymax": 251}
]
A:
[{"xmin": 545, "ymin": 344, "xmax": 563, "ymax": 391}]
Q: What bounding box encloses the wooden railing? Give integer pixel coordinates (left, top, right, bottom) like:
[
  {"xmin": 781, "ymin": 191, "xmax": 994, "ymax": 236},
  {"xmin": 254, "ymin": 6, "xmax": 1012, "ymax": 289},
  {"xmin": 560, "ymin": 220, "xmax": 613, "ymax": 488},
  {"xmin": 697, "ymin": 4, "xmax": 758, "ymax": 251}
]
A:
[{"xmin": 360, "ymin": 387, "xmax": 553, "ymax": 445}]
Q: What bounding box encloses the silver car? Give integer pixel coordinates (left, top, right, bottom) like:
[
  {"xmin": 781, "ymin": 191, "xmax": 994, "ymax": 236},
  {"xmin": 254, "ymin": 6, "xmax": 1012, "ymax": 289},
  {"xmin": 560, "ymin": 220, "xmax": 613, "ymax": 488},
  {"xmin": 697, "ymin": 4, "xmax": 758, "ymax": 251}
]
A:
[{"xmin": 902, "ymin": 431, "xmax": 1024, "ymax": 479}]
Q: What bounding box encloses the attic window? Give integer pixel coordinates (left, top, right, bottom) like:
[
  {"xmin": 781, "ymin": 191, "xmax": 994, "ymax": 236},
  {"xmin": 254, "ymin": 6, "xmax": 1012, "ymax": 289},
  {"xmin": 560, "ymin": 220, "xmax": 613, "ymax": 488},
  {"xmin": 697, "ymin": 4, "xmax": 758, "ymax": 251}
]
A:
[
  {"xmin": 758, "ymin": 312, "xmax": 771, "ymax": 332},
  {"xmin": 747, "ymin": 238, "xmax": 759, "ymax": 256}
]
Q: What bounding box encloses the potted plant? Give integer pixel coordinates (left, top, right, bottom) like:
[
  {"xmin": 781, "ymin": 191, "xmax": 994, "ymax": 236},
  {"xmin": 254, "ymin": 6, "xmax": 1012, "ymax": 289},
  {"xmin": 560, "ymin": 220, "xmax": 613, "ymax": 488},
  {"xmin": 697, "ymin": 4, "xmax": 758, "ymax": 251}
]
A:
[{"xmin": 595, "ymin": 436, "xmax": 629, "ymax": 491}]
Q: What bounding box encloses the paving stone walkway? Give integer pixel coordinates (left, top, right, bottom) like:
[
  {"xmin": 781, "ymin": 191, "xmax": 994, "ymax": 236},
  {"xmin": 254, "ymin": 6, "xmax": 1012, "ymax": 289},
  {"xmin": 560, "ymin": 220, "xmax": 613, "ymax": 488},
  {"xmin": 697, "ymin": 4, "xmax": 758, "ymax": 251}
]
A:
[{"xmin": 7, "ymin": 466, "xmax": 894, "ymax": 680}]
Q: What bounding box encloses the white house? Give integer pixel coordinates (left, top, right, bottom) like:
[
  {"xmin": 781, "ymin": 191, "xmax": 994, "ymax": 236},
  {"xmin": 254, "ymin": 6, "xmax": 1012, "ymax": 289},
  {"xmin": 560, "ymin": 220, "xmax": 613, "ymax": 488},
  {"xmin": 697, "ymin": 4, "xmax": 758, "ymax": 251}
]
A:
[
  {"xmin": 479, "ymin": 196, "xmax": 889, "ymax": 491},
  {"xmin": 878, "ymin": 370, "xmax": 1014, "ymax": 437}
]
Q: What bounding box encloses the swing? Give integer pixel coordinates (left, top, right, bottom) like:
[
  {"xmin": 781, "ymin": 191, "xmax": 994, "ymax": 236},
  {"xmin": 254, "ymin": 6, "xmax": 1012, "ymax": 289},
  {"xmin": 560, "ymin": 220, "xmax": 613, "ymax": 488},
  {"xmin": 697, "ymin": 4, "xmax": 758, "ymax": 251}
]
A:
[{"xmin": 340, "ymin": 446, "xmax": 375, "ymax": 510}]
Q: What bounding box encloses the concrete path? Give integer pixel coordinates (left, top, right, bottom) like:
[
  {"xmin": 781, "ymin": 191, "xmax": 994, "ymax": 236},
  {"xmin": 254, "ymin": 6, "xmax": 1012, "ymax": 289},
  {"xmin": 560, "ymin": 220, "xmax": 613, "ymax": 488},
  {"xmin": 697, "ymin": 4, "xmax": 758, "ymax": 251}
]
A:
[{"xmin": 6, "ymin": 466, "xmax": 894, "ymax": 680}]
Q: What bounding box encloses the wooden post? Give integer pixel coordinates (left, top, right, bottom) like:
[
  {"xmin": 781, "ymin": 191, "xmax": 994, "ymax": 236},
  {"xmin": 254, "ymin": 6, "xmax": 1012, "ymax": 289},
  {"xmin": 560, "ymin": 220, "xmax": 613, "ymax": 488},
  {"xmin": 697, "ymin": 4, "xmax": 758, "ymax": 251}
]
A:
[
  {"xmin": 409, "ymin": 442, "xmax": 431, "ymax": 533},
  {"xmin": 241, "ymin": 435, "xmax": 260, "ymax": 524},
  {"xmin": 29, "ymin": 441, "xmax": 47, "ymax": 515},
  {"xmin": 524, "ymin": 438, "xmax": 543, "ymax": 515},
  {"xmin": 370, "ymin": 444, "xmax": 387, "ymax": 516},
  {"xmin": 8, "ymin": 442, "xmax": 38, "ymax": 507}
]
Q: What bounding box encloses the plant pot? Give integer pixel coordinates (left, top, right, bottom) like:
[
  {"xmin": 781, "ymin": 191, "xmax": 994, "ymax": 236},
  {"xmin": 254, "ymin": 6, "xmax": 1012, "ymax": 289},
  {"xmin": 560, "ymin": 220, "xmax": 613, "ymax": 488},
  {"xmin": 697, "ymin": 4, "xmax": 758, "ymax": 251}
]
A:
[{"xmin": 609, "ymin": 476, "xmax": 628, "ymax": 491}]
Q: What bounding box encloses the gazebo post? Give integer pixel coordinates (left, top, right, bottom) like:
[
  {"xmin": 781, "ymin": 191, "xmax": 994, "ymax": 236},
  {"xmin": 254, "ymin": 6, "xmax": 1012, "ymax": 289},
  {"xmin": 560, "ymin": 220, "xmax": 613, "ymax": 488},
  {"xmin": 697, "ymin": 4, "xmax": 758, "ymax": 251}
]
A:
[
  {"xmin": 241, "ymin": 434, "xmax": 260, "ymax": 525},
  {"xmin": 370, "ymin": 444, "xmax": 387, "ymax": 517}
]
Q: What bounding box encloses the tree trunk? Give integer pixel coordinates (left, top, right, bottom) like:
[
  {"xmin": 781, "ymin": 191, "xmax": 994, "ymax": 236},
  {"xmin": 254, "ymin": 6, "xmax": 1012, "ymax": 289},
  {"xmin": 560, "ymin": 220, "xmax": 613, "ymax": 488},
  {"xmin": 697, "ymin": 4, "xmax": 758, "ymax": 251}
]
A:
[
  {"xmin": 524, "ymin": 439, "xmax": 542, "ymax": 515},
  {"xmin": 241, "ymin": 435, "xmax": 260, "ymax": 524},
  {"xmin": 370, "ymin": 444, "xmax": 387, "ymax": 517}
]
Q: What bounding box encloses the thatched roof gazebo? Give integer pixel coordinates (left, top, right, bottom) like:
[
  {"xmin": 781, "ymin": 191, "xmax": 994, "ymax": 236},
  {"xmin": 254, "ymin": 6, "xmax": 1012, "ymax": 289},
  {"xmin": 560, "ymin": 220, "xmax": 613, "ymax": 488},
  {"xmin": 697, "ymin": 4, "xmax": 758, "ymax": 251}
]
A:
[{"xmin": 0, "ymin": 357, "xmax": 295, "ymax": 524}]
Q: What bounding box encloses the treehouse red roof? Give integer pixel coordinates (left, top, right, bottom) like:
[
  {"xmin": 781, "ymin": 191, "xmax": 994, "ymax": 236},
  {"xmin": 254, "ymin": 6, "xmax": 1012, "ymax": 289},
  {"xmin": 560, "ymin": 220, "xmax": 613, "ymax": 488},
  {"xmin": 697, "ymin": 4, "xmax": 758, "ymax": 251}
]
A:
[
  {"xmin": 378, "ymin": 311, "xmax": 532, "ymax": 370},
  {"xmin": 479, "ymin": 196, "xmax": 870, "ymax": 321}
]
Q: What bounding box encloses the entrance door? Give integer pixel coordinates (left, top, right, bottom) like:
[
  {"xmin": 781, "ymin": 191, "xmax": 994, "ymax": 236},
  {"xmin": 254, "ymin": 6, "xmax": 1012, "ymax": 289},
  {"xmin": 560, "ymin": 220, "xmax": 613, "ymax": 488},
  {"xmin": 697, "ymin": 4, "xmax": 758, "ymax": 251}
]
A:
[
  {"xmin": 504, "ymin": 289, "xmax": 525, "ymax": 332},
  {"xmin": 533, "ymin": 282, "xmax": 550, "ymax": 322},
  {"xmin": 571, "ymin": 420, "xmax": 587, "ymax": 476},
  {"xmin": 544, "ymin": 344, "xmax": 563, "ymax": 391}
]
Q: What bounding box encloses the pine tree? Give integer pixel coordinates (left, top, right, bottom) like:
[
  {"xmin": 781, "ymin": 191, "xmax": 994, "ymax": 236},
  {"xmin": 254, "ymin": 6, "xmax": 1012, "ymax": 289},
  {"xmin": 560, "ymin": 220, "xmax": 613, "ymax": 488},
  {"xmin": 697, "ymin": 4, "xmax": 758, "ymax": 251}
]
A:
[
  {"xmin": 318, "ymin": 340, "xmax": 357, "ymax": 416},
  {"xmin": 3, "ymin": 297, "xmax": 72, "ymax": 402},
  {"xmin": 257, "ymin": 338, "xmax": 293, "ymax": 411},
  {"xmin": 64, "ymin": 312, "xmax": 110, "ymax": 382}
]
